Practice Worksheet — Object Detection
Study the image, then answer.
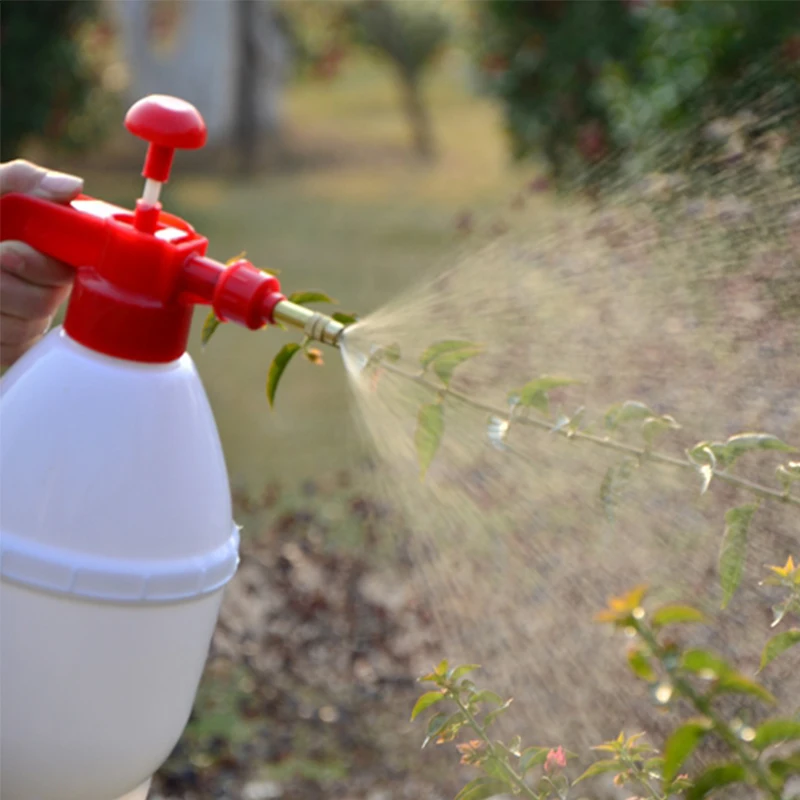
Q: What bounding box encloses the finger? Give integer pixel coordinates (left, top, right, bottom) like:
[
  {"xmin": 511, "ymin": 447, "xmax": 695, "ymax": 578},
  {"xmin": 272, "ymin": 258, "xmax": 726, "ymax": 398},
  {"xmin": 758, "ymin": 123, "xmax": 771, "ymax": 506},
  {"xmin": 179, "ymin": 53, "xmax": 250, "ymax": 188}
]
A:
[
  {"xmin": 0, "ymin": 241, "xmax": 74, "ymax": 288},
  {"xmin": 1, "ymin": 339, "xmax": 42, "ymax": 368},
  {"xmin": 0, "ymin": 272, "xmax": 71, "ymax": 321},
  {"xmin": 0, "ymin": 312, "xmax": 51, "ymax": 346},
  {"xmin": 0, "ymin": 159, "xmax": 83, "ymax": 202}
]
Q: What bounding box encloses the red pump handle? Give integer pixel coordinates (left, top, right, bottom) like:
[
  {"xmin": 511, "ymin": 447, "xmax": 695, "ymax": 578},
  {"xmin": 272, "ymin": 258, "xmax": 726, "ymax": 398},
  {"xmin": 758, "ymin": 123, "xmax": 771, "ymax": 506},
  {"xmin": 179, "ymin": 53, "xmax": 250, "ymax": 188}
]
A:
[
  {"xmin": 125, "ymin": 95, "xmax": 207, "ymax": 183},
  {"xmin": 0, "ymin": 95, "xmax": 285, "ymax": 364}
]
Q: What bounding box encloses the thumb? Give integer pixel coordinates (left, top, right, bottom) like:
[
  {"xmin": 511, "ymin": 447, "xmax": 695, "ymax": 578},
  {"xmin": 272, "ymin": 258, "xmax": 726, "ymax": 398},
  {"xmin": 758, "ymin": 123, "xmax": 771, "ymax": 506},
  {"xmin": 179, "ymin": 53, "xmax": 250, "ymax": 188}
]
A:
[{"xmin": 0, "ymin": 159, "xmax": 83, "ymax": 202}]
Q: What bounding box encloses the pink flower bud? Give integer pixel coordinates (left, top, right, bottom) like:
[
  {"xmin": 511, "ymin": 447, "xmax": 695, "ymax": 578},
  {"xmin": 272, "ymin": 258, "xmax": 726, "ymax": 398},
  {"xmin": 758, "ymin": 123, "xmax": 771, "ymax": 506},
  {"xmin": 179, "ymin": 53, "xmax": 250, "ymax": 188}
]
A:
[{"xmin": 544, "ymin": 745, "xmax": 567, "ymax": 773}]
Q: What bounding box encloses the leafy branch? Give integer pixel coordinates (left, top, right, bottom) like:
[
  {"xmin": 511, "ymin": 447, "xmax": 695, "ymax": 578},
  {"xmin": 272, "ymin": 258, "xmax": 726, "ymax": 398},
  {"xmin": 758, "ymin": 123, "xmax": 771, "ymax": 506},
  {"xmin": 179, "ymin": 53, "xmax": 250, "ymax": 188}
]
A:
[
  {"xmin": 380, "ymin": 352, "xmax": 797, "ymax": 508},
  {"xmin": 361, "ymin": 340, "xmax": 797, "ymax": 606},
  {"xmin": 415, "ymin": 580, "xmax": 800, "ymax": 800}
]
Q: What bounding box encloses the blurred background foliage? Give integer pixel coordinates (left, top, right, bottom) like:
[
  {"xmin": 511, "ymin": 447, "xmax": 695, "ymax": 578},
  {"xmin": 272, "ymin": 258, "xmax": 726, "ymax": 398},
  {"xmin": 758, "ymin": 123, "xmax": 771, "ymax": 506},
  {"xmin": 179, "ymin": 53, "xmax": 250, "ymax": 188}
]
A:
[
  {"xmin": 0, "ymin": 0, "xmax": 116, "ymax": 159},
  {"xmin": 3, "ymin": 0, "xmax": 798, "ymax": 178},
  {"xmin": 475, "ymin": 0, "xmax": 800, "ymax": 181}
]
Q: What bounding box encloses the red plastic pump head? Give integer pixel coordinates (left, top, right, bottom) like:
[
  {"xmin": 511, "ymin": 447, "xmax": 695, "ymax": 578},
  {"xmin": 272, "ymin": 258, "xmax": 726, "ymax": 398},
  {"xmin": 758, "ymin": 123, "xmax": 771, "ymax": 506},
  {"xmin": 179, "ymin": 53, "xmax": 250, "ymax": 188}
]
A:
[
  {"xmin": 125, "ymin": 95, "xmax": 207, "ymax": 183},
  {"xmin": 0, "ymin": 95, "xmax": 293, "ymax": 363}
]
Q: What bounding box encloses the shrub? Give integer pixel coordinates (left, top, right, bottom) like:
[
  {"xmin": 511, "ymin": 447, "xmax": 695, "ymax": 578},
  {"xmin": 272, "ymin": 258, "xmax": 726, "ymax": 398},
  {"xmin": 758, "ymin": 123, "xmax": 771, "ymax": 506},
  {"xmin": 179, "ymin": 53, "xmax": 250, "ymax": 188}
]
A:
[
  {"xmin": 0, "ymin": 0, "xmax": 107, "ymax": 159},
  {"xmin": 474, "ymin": 0, "xmax": 800, "ymax": 182}
]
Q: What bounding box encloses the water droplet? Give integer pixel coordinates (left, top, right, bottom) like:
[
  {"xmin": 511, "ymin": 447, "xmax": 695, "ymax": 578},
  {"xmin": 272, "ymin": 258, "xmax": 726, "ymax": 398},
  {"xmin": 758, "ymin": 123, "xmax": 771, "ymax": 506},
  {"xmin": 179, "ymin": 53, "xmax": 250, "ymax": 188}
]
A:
[
  {"xmin": 319, "ymin": 705, "xmax": 339, "ymax": 723},
  {"xmin": 699, "ymin": 668, "xmax": 716, "ymax": 681},
  {"xmin": 654, "ymin": 683, "xmax": 673, "ymax": 704},
  {"xmin": 487, "ymin": 416, "xmax": 510, "ymax": 450},
  {"xmin": 632, "ymin": 606, "xmax": 645, "ymax": 620},
  {"xmin": 624, "ymin": 626, "xmax": 637, "ymax": 638},
  {"xmin": 740, "ymin": 726, "xmax": 756, "ymax": 742}
]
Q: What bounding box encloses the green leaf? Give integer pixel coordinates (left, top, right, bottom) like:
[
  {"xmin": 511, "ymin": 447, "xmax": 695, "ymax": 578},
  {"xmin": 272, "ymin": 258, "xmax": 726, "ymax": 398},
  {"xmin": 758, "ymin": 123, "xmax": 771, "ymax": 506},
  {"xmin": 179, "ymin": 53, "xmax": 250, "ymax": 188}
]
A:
[
  {"xmin": 201, "ymin": 310, "xmax": 222, "ymax": 346},
  {"xmin": 651, "ymin": 605, "xmax": 706, "ymax": 628},
  {"xmin": 719, "ymin": 433, "xmax": 796, "ymax": 467},
  {"xmin": 642, "ymin": 414, "xmax": 681, "ymax": 447},
  {"xmin": 449, "ymin": 664, "xmax": 481, "ymax": 682},
  {"xmin": 410, "ymin": 691, "xmax": 446, "ymax": 721},
  {"xmin": 682, "ymin": 649, "xmax": 730, "ymax": 679},
  {"xmin": 332, "ymin": 311, "xmax": 359, "ymax": 326},
  {"xmin": 519, "ymin": 746, "xmax": 549, "ymax": 773},
  {"xmin": 434, "ymin": 710, "xmax": 466, "ymax": 743},
  {"xmin": 266, "ymin": 343, "xmax": 301, "ymax": 408},
  {"xmin": 515, "ymin": 376, "xmax": 581, "ymax": 414},
  {"xmin": 751, "ymin": 719, "xmax": 800, "ymax": 751},
  {"xmin": 421, "ymin": 711, "xmax": 448, "ymax": 748},
  {"xmin": 685, "ymin": 763, "xmax": 746, "ymax": 800},
  {"xmin": 573, "ymin": 758, "xmax": 621, "ymax": 784},
  {"xmin": 627, "ymin": 648, "xmax": 657, "ymax": 682},
  {"xmin": 497, "ymin": 735, "xmax": 521, "ymax": 759},
  {"xmin": 420, "ymin": 340, "xmax": 481, "ymax": 368},
  {"xmin": 454, "ymin": 777, "xmax": 508, "ymax": 800},
  {"xmin": 470, "ymin": 689, "xmax": 504, "ymax": 707},
  {"xmin": 769, "ymin": 751, "xmax": 800, "ymax": 781},
  {"xmin": 760, "ymin": 629, "xmax": 800, "ymax": 672},
  {"xmin": 432, "ymin": 347, "xmax": 483, "ymax": 386},
  {"xmin": 434, "ymin": 659, "xmax": 449, "ymax": 676},
  {"xmin": 715, "ymin": 671, "xmax": 776, "ymax": 704},
  {"xmin": 483, "ymin": 698, "xmax": 513, "ymax": 727},
  {"xmin": 287, "ymin": 290, "xmax": 337, "ymax": 306},
  {"xmin": 719, "ymin": 503, "xmax": 758, "ymax": 608},
  {"xmin": 605, "ymin": 400, "xmax": 655, "ymax": 430},
  {"xmin": 415, "ymin": 403, "xmax": 445, "ymax": 479},
  {"xmin": 662, "ymin": 719, "xmax": 713, "ymax": 783}
]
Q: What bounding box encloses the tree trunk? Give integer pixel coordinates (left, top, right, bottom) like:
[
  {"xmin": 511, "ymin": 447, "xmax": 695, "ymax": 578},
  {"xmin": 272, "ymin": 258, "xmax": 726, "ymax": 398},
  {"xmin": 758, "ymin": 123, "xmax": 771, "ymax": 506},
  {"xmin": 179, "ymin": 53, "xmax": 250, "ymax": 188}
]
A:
[
  {"xmin": 235, "ymin": 0, "xmax": 259, "ymax": 174},
  {"xmin": 400, "ymin": 75, "xmax": 435, "ymax": 161}
]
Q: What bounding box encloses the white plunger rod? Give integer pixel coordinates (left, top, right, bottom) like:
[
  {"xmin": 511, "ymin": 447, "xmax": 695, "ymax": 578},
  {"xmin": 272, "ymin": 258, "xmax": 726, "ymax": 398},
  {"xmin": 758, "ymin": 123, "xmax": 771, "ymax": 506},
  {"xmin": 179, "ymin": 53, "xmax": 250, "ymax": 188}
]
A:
[{"xmin": 141, "ymin": 179, "xmax": 162, "ymax": 207}]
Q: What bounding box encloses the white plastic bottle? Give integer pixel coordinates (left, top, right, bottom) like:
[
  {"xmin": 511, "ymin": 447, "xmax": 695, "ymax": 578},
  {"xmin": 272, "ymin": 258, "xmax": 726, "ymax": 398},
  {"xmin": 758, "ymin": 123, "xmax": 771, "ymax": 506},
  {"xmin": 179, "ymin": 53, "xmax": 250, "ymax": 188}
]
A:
[
  {"xmin": 0, "ymin": 94, "xmax": 344, "ymax": 800},
  {"xmin": 0, "ymin": 328, "xmax": 239, "ymax": 800}
]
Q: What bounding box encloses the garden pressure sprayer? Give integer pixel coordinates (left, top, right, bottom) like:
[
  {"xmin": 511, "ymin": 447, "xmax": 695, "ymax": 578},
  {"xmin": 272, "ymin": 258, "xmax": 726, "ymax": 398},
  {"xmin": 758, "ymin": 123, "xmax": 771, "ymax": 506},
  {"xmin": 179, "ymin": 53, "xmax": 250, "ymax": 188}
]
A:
[{"xmin": 0, "ymin": 96, "xmax": 345, "ymax": 800}]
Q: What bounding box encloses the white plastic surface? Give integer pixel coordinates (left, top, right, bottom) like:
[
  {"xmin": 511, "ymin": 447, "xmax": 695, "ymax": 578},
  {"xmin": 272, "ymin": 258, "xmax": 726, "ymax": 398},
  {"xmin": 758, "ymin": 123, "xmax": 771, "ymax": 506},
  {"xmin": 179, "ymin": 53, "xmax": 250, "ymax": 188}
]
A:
[
  {"xmin": 114, "ymin": 779, "xmax": 152, "ymax": 800},
  {"xmin": 0, "ymin": 328, "xmax": 238, "ymax": 800}
]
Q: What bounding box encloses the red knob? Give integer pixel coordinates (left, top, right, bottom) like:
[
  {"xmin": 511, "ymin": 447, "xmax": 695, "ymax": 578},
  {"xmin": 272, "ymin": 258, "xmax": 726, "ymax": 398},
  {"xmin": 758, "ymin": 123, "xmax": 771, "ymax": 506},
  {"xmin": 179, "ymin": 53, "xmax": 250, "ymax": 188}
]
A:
[{"xmin": 125, "ymin": 95, "xmax": 207, "ymax": 183}]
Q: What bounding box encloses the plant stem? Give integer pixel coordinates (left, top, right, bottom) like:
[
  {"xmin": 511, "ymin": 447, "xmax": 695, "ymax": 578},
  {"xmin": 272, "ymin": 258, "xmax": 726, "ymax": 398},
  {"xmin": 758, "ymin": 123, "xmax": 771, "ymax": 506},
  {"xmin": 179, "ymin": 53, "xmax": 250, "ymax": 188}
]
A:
[
  {"xmin": 635, "ymin": 623, "xmax": 781, "ymax": 800},
  {"xmin": 382, "ymin": 363, "xmax": 800, "ymax": 509},
  {"xmin": 619, "ymin": 753, "xmax": 665, "ymax": 800},
  {"xmin": 450, "ymin": 689, "xmax": 539, "ymax": 799}
]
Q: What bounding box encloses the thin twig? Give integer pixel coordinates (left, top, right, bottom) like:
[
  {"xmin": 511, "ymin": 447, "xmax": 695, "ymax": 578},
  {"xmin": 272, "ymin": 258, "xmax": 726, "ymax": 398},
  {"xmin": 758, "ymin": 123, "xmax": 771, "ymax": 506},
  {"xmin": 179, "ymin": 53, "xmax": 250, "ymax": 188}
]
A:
[{"xmin": 382, "ymin": 362, "xmax": 800, "ymax": 509}]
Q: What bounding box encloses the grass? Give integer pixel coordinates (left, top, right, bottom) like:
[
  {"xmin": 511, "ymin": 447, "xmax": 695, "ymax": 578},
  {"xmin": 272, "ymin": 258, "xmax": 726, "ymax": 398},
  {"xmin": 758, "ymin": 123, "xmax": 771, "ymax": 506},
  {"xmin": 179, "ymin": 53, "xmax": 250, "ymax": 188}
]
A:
[{"xmin": 75, "ymin": 52, "xmax": 543, "ymax": 492}]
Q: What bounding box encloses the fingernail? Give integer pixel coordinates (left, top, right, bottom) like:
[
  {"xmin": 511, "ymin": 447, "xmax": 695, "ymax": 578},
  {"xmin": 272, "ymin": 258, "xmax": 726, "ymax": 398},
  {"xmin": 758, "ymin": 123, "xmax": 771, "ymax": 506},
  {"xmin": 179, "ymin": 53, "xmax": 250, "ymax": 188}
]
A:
[{"xmin": 38, "ymin": 171, "xmax": 83, "ymax": 197}]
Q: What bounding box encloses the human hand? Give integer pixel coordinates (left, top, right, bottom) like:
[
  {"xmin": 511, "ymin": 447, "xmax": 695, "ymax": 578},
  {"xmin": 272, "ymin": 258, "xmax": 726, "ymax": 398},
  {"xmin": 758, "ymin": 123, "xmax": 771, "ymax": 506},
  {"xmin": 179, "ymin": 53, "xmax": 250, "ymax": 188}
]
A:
[{"xmin": 0, "ymin": 159, "xmax": 84, "ymax": 367}]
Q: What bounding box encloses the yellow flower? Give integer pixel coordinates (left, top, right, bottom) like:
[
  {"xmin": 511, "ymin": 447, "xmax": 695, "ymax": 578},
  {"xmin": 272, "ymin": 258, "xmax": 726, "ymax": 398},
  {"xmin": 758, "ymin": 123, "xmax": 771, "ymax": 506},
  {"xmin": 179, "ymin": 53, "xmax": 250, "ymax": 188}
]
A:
[
  {"xmin": 595, "ymin": 585, "xmax": 648, "ymax": 624},
  {"xmin": 768, "ymin": 555, "xmax": 796, "ymax": 579}
]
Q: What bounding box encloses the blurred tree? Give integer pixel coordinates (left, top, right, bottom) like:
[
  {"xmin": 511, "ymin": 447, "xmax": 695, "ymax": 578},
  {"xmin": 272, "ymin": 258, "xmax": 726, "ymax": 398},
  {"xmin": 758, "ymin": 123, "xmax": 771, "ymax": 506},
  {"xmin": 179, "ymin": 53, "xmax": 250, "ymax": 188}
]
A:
[
  {"xmin": 235, "ymin": 0, "xmax": 260, "ymax": 174},
  {"xmin": 114, "ymin": 0, "xmax": 290, "ymax": 170},
  {"xmin": 349, "ymin": 0, "xmax": 450, "ymax": 161},
  {"xmin": 476, "ymin": 0, "xmax": 800, "ymax": 182},
  {"xmin": 0, "ymin": 0, "xmax": 101, "ymax": 159}
]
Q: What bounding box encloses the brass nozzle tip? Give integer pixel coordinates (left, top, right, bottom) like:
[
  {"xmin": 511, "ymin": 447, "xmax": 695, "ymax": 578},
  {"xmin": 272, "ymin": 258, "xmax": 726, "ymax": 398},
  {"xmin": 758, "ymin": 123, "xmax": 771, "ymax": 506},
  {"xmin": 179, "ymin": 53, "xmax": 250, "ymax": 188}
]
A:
[{"xmin": 272, "ymin": 300, "xmax": 346, "ymax": 347}]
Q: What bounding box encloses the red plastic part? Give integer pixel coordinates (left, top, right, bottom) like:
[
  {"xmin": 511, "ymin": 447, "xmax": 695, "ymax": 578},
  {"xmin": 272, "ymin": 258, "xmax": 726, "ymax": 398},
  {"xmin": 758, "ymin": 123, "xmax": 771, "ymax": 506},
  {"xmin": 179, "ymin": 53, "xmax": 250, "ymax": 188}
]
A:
[
  {"xmin": 0, "ymin": 193, "xmax": 285, "ymax": 363},
  {"xmin": 142, "ymin": 145, "xmax": 174, "ymax": 183},
  {"xmin": 125, "ymin": 95, "xmax": 207, "ymax": 182},
  {"xmin": 133, "ymin": 200, "xmax": 161, "ymax": 234},
  {"xmin": 0, "ymin": 96, "xmax": 288, "ymax": 363}
]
